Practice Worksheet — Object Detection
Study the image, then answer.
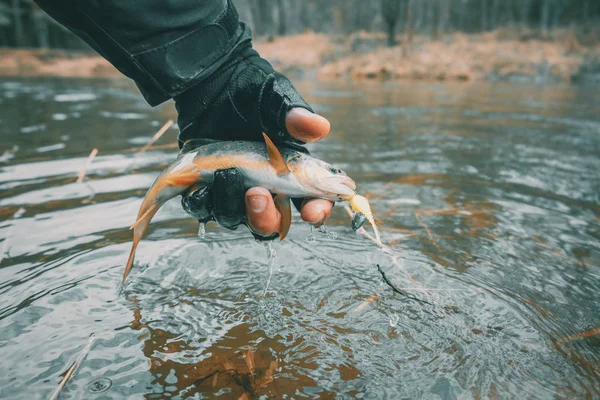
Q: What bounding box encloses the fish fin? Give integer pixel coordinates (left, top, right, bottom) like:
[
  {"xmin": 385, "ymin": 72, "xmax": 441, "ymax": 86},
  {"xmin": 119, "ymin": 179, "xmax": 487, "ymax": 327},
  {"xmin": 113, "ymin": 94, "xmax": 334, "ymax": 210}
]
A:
[
  {"xmin": 130, "ymin": 205, "xmax": 156, "ymax": 230},
  {"xmin": 180, "ymin": 139, "xmax": 220, "ymax": 154},
  {"xmin": 274, "ymin": 195, "xmax": 292, "ymax": 240},
  {"xmin": 165, "ymin": 170, "xmax": 201, "ymax": 187},
  {"xmin": 123, "ymin": 167, "xmax": 199, "ymax": 283},
  {"xmin": 123, "ymin": 202, "xmax": 159, "ymax": 283},
  {"xmin": 262, "ymin": 133, "xmax": 289, "ymax": 176},
  {"xmin": 129, "ymin": 170, "xmax": 197, "ymax": 231}
]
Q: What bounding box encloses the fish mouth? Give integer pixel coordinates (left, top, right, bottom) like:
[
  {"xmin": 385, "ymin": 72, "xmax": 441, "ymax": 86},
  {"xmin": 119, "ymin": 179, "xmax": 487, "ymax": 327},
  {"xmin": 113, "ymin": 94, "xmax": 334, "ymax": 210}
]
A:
[{"xmin": 313, "ymin": 176, "xmax": 356, "ymax": 199}]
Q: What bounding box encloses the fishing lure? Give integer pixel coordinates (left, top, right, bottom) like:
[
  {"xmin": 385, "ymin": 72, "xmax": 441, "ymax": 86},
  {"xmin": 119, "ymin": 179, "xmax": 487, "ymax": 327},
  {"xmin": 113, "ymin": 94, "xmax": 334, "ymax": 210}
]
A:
[{"xmin": 123, "ymin": 133, "xmax": 381, "ymax": 282}]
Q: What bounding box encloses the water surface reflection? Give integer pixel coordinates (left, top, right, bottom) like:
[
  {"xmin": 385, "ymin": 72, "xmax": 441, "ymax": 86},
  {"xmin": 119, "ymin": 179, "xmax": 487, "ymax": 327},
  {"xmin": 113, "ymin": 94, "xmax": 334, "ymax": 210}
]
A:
[{"xmin": 0, "ymin": 78, "xmax": 599, "ymax": 398}]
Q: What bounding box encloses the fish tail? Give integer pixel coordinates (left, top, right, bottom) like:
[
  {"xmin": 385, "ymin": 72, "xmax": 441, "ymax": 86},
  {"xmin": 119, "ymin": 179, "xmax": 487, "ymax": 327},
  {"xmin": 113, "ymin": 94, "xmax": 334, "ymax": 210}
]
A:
[
  {"xmin": 123, "ymin": 202, "xmax": 158, "ymax": 283},
  {"xmin": 123, "ymin": 167, "xmax": 200, "ymax": 283}
]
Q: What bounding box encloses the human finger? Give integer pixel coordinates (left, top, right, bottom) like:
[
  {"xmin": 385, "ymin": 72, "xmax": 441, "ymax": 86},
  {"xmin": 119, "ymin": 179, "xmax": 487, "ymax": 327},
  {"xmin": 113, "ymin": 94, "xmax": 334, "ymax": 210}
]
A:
[
  {"xmin": 285, "ymin": 107, "xmax": 330, "ymax": 143},
  {"xmin": 245, "ymin": 187, "xmax": 281, "ymax": 237},
  {"xmin": 300, "ymin": 198, "xmax": 333, "ymax": 226}
]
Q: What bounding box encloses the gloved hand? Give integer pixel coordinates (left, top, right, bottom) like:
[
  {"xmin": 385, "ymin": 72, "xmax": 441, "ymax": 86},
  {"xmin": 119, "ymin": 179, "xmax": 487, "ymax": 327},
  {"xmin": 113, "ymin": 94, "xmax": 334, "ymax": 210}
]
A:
[{"xmin": 175, "ymin": 47, "xmax": 333, "ymax": 239}]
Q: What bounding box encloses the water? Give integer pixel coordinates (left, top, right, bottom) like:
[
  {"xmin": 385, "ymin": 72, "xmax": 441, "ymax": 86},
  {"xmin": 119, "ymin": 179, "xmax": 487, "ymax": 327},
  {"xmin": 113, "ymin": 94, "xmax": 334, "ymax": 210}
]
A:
[{"xmin": 1, "ymin": 77, "xmax": 599, "ymax": 399}]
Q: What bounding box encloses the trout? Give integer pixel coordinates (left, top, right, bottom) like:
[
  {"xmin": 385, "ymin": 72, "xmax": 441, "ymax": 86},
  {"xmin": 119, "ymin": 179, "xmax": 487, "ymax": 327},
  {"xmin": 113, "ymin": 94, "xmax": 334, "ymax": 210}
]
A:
[{"xmin": 123, "ymin": 133, "xmax": 381, "ymax": 282}]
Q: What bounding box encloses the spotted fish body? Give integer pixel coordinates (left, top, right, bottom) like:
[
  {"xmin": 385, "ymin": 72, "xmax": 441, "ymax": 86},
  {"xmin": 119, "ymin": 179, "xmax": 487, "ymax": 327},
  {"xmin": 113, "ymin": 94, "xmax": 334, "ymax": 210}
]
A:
[
  {"xmin": 123, "ymin": 134, "xmax": 381, "ymax": 282},
  {"xmin": 175, "ymin": 141, "xmax": 314, "ymax": 198}
]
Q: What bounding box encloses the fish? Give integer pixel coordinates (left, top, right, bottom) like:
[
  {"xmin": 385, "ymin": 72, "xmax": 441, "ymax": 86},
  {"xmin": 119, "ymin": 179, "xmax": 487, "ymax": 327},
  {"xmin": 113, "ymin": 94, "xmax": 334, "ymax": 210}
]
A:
[{"xmin": 123, "ymin": 133, "xmax": 382, "ymax": 283}]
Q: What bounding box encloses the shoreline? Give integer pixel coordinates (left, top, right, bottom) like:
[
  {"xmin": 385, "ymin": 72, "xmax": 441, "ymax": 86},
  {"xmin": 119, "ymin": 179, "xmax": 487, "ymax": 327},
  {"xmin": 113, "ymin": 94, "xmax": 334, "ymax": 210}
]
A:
[{"xmin": 1, "ymin": 30, "xmax": 599, "ymax": 84}]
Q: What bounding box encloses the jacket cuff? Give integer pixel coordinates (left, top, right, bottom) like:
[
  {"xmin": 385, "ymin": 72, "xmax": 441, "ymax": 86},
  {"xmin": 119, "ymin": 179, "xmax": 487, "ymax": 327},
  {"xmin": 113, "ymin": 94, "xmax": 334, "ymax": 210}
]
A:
[{"xmin": 133, "ymin": 0, "xmax": 250, "ymax": 104}]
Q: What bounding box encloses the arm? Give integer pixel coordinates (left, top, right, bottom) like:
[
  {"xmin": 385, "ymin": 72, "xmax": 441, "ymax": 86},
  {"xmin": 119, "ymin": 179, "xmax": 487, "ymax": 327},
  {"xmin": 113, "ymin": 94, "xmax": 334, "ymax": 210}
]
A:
[
  {"xmin": 35, "ymin": 0, "xmax": 333, "ymax": 236},
  {"xmin": 34, "ymin": 0, "xmax": 320, "ymax": 144}
]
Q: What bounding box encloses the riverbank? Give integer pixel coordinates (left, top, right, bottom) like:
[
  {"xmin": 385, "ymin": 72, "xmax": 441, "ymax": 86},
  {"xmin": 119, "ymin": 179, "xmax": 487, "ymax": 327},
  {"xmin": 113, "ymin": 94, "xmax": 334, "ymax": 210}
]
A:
[{"xmin": 1, "ymin": 30, "xmax": 599, "ymax": 84}]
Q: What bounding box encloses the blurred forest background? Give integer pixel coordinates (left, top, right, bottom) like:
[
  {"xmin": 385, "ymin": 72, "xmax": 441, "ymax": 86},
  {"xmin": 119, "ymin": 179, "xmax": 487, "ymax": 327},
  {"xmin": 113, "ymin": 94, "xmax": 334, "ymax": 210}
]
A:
[
  {"xmin": 1, "ymin": 0, "xmax": 599, "ymax": 83},
  {"xmin": 1, "ymin": 0, "xmax": 600, "ymax": 48}
]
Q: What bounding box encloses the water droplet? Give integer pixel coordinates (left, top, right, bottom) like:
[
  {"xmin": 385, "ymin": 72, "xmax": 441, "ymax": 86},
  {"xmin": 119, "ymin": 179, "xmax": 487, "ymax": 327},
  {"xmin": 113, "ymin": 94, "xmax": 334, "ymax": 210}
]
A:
[
  {"xmin": 317, "ymin": 224, "xmax": 338, "ymax": 240},
  {"xmin": 262, "ymin": 241, "xmax": 277, "ymax": 297},
  {"xmin": 306, "ymin": 226, "xmax": 316, "ymax": 243},
  {"xmin": 87, "ymin": 377, "xmax": 112, "ymax": 393},
  {"xmin": 197, "ymin": 222, "xmax": 205, "ymax": 239}
]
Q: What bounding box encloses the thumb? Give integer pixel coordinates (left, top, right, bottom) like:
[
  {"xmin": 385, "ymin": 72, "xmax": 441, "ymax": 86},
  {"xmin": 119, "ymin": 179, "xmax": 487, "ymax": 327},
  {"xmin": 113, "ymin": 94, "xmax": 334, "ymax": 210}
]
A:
[{"xmin": 285, "ymin": 108, "xmax": 331, "ymax": 143}]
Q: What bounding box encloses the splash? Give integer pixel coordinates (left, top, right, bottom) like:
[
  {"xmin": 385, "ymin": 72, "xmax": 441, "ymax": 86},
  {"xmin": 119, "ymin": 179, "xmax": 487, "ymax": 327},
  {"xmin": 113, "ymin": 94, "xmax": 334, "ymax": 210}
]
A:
[
  {"xmin": 197, "ymin": 222, "xmax": 206, "ymax": 239},
  {"xmin": 306, "ymin": 226, "xmax": 316, "ymax": 243},
  {"xmin": 262, "ymin": 241, "xmax": 277, "ymax": 297},
  {"xmin": 317, "ymin": 224, "xmax": 338, "ymax": 240}
]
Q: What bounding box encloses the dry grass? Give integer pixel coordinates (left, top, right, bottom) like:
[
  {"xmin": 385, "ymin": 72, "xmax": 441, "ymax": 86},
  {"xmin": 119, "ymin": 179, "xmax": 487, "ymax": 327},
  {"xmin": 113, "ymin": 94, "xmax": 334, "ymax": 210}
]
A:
[
  {"xmin": 254, "ymin": 32, "xmax": 337, "ymax": 70},
  {"xmin": 319, "ymin": 30, "xmax": 600, "ymax": 82},
  {"xmin": 0, "ymin": 49, "xmax": 119, "ymax": 78},
  {"xmin": 49, "ymin": 334, "xmax": 96, "ymax": 400},
  {"xmin": 76, "ymin": 148, "xmax": 98, "ymax": 183},
  {"xmin": 557, "ymin": 326, "xmax": 600, "ymax": 343},
  {"xmin": 1, "ymin": 29, "xmax": 597, "ymax": 83}
]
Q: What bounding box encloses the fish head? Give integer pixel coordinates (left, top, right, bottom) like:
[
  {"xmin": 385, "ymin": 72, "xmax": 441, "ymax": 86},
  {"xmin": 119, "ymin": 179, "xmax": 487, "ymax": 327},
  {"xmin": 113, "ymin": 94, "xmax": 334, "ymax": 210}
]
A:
[{"xmin": 287, "ymin": 153, "xmax": 356, "ymax": 201}]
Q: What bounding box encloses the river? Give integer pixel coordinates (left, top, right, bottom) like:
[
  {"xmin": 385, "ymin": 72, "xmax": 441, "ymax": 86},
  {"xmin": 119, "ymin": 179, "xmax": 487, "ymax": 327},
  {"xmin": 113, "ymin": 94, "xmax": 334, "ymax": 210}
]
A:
[{"xmin": 1, "ymin": 77, "xmax": 599, "ymax": 399}]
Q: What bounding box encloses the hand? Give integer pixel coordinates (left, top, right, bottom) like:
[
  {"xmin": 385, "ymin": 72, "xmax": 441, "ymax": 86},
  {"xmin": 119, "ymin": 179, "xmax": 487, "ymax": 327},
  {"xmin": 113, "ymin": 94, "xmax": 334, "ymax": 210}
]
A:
[
  {"xmin": 182, "ymin": 108, "xmax": 333, "ymax": 238},
  {"xmin": 176, "ymin": 48, "xmax": 334, "ymax": 238},
  {"xmin": 245, "ymin": 108, "xmax": 332, "ymax": 237}
]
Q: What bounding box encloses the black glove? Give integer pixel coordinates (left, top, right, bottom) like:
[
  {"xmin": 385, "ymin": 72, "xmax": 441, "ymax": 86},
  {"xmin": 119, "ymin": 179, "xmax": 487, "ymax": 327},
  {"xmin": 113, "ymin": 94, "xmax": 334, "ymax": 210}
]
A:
[
  {"xmin": 181, "ymin": 168, "xmax": 279, "ymax": 240},
  {"xmin": 174, "ymin": 46, "xmax": 313, "ymax": 146},
  {"xmin": 175, "ymin": 47, "xmax": 315, "ymax": 239}
]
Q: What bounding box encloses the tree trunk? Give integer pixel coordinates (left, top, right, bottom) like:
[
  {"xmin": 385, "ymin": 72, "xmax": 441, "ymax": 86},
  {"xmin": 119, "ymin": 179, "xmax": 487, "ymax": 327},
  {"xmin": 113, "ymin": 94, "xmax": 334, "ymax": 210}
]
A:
[
  {"xmin": 277, "ymin": 0, "xmax": 286, "ymax": 36},
  {"xmin": 32, "ymin": 8, "xmax": 50, "ymax": 48},
  {"xmin": 582, "ymin": 0, "xmax": 590, "ymax": 29},
  {"xmin": 405, "ymin": 0, "xmax": 413, "ymax": 43},
  {"xmin": 438, "ymin": 0, "xmax": 449, "ymax": 36},
  {"xmin": 551, "ymin": 0, "xmax": 560, "ymax": 32},
  {"xmin": 541, "ymin": 0, "xmax": 550, "ymax": 37},
  {"xmin": 387, "ymin": 20, "xmax": 396, "ymax": 46},
  {"xmin": 491, "ymin": 0, "xmax": 500, "ymax": 30},
  {"xmin": 481, "ymin": 0, "xmax": 488, "ymax": 32},
  {"xmin": 12, "ymin": 0, "xmax": 23, "ymax": 47},
  {"xmin": 414, "ymin": 0, "xmax": 424, "ymax": 33},
  {"xmin": 517, "ymin": 0, "xmax": 531, "ymax": 34},
  {"xmin": 457, "ymin": 0, "xmax": 465, "ymax": 32},
  {"xmin": 249, "ymin": 0, "xmax": 274, "ymax": 37},
  {"xmin": 249, "ymin": 0, "xmax": 262, "ymax": 35},
  {"xmin": 261, "ymin": 0, "xmax": 274, "ymax": 39},
  {"xmin": 381, "ymin": 0, "xmax": 401, "ymax": 46},
  {"xmin": 428, "ymin": 0, "xmax": 440, "ymax": 39}
]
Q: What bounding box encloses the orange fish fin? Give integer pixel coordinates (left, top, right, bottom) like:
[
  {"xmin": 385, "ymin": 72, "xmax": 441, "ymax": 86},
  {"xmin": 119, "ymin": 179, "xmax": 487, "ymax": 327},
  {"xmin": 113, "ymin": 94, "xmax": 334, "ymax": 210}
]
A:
[
  {"xmin": 274, "ymin": 195, "xmax": 292, "ymax": 240},
  {"xmin": 123, "ymin": 202, "xmax": 159, "ymax": 283},
  {"xmin": 165, "ymin": 170, "xmax": 200, "ymax": 187},
  {"xmin": 262, "ymin": 133, "xmax": 289, "ymax": 176},
  {"xmin": 123, "ymin": 167, "xmax": 199, "ymax": 283},
  {"xmin": 130, "ymin": 205, "xmax": 156, "ymax": 230}
]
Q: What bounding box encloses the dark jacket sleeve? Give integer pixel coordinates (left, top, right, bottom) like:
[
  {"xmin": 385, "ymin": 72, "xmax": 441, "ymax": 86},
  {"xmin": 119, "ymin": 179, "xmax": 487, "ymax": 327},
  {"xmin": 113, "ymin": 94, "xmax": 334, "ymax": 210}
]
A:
[{"xmin": 34, "ymin": 0, "xmax": 251, "ymax": 106}]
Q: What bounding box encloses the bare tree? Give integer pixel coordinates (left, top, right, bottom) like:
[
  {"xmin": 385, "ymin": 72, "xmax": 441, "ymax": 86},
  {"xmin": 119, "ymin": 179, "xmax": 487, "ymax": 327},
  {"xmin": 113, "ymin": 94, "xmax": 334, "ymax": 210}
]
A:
[
  {"xmin": 31, "ymin": 4, "xmax": 49, "ymax": 48},
  {"xmin": 381, "ymin": 0, "xmax": 401, "ymax": 46},
  {"xmin": 2, "ymin": 0, "xmax": 600, "ymax": 48},
  {"xmin": 277, "ymin": 0, "xmax": 285, "ymax": 35},
  {"xmin": 405, "ymin": 0, "xmax": 413, "ymax": 42},
  {"xmin": 481, "ymin": 0, "xmax": 488, "ymax": 32},
  {"xmin": 516, "ymin": 0, "xmax": 532, "ymax": 33},
  {"xmin": 490, "ymin": 0, "xmax": 500, "ymax": 30},
  {"xmin": 11, "ymin": 0, "xmax": 23, "ymax": 46},
  {"xmin": 541, "ymin": 0, "xmax": 552, "ymax": 37},
  {"xmin": 249, "ymin": 0, "xmax": 274, "ymax": 38}
]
